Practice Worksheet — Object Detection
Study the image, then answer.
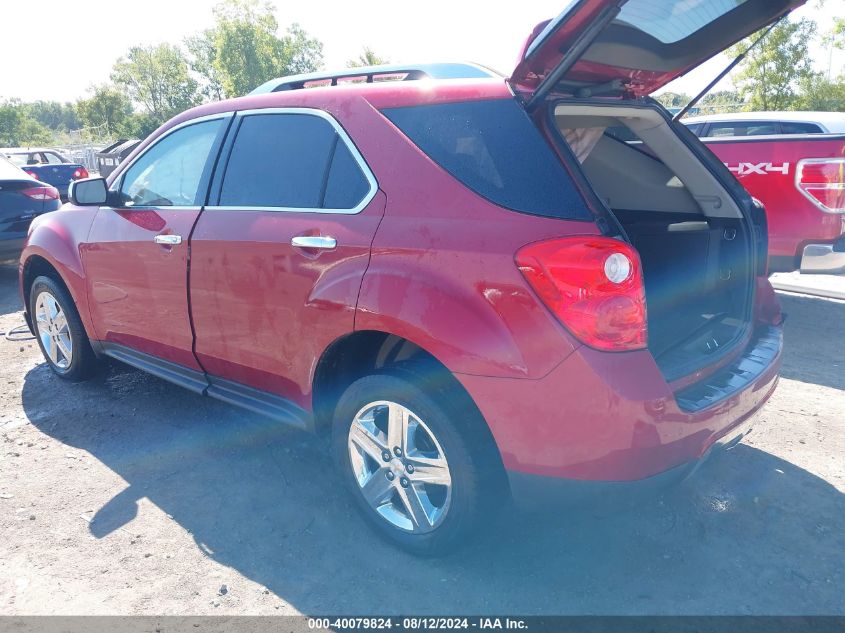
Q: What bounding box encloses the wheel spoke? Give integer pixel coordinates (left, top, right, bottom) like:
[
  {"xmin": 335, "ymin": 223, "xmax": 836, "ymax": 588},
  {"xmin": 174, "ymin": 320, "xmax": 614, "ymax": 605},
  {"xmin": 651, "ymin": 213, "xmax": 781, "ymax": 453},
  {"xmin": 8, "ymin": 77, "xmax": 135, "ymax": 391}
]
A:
[
  {"xmin": 53, "ymin": 311, "xmax": 68, "ymax": 334},
  {"xmin": 56, "ymin": 334, "xmax": 72, "ymax": 364},
  {"xmin": 407, "ymin": 455, "xmax": 451, "ymax": 486},
  {"xmin": 387, "ymin": 403, "xmax": 407, "ymax": 452},
  {"xmin": 349, "ymin": 422, "xmax": 387, "ymax": 463},
  {"xmin": 396, "ymin": 482, "xmax": 431, "ymax": 529},
  {"xmin": 360, "ymin": 468, "xmax": 394, "ymax": 507},
  {"xmin": 46, "ymin": 295, "xmax": 59, "ymax": 320},
  {"xmin": 46, "ymin": 336, "xmax": 58, "ymax": 363}
]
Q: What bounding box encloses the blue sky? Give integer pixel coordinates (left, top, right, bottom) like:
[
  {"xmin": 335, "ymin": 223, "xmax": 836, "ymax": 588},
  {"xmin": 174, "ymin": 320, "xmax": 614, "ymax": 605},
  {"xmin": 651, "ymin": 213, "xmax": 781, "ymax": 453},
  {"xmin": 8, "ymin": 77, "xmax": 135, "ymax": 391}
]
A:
[{"xmin": 1, "ymin": 0, "xmax": 842, "ymax": 103}]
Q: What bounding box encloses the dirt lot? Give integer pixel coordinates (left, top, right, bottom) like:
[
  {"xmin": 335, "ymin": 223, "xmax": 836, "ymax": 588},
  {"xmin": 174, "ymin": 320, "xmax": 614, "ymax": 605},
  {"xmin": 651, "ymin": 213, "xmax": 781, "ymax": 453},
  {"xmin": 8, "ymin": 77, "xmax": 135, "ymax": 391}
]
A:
[{"xmin": 0, "ymin": 262, "xmax": 843, "ymax": 616}]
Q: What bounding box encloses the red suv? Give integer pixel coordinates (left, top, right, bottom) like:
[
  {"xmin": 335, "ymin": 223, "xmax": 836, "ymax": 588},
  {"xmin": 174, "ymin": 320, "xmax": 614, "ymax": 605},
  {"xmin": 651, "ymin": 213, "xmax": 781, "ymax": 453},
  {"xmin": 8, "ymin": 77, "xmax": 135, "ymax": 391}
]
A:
[{"xmin": 20, "ymin": 0, "xmax": 798, "ymax": 554}]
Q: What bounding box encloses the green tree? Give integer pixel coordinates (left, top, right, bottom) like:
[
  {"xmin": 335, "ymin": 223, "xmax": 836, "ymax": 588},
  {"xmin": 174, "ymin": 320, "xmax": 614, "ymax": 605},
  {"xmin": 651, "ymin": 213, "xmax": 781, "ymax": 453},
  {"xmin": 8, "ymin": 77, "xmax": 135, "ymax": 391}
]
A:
[
  {"xmin": 282, "ymin": 23, "xmax": 324, "ymax": 75},
  {"xmin": 76, "ymin": 85, "xmax": 134, "ymax": 136},
  {"xmin": 26, "ymin": 101, "xmax": 79, "ymax": 132},
  {"xmin": 111, "ymin": 43, "xmax": 200, "ymax": 124},
  {"xmin": 185, "ymin": 29, "xmax": 226, "ymax": 101},
  {"xmin": 824, "ymin": 17, "xmax": 845, "ymax": 49},
  {"xmin": 727, "ymin": 18, "xmax": 816, "ymax": 111},
  {"xmin": 795, "ymin": 73, "xmax": 845, "ymax": 111},
  {"xmin": 0, "ymin": 100, "xmax": 53, "ymax": 146},
  {"xmin": 190, "ymin": 0, "xmax": 323, "ymax": 99},
  {"xmin": 654, "ymin": 92, "xmax": 691, "ymax": 110},
  {"xmin": 346, "ymin": 46, "xmax": 389, "ymax": 68},
  {"xmin": 698, "ymin": 90, "xmax": 746, "ymax": 115}
]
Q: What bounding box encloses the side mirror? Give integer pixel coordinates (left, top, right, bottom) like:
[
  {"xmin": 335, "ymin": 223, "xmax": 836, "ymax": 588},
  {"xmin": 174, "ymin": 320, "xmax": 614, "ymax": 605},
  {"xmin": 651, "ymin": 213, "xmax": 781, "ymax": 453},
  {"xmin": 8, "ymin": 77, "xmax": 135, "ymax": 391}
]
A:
[{"xmin": 69, "ymin": 177, "xmax": 109, "ymax": 206}]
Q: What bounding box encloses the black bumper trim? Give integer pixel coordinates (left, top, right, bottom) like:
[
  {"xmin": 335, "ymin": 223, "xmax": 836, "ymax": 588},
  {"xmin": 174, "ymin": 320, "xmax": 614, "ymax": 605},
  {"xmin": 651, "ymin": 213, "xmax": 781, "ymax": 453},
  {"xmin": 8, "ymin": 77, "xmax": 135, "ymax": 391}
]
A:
[{"xmin": 674, "ymin": 326, "xmax": 782, "ymax": 413}]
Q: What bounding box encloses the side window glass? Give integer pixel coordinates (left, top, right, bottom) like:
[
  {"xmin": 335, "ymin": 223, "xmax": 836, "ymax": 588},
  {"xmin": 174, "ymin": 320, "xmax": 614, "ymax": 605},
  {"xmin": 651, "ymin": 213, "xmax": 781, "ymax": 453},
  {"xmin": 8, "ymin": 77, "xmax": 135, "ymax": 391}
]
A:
[
  {"xmin": 324, "ymin": 140, "xmax": 370, "ymax": 209},
  {"xmin": 684, "ymin": 123, "xmax": 703, "ymax": 137},
  {"xmin": 709, "ymin": 123, "xmax": 743, "ymax": 137},
  {"xmin": 781, "ymin": 122, "xmax": 822, "ymax": 134},
  {"xmin": 119, "ymin": 119, "xmax": 222, "ymax": 207},
  {"xmin": 219, "ymin": 112, "xmax": 372, "ymax": 211},
  {"xmin": 44, "ymin": 152, "xmax": 64, "ymax": 165},
  {"xmin": 746, "ymin": 123, "xmax": 778, "ymax": 136}
]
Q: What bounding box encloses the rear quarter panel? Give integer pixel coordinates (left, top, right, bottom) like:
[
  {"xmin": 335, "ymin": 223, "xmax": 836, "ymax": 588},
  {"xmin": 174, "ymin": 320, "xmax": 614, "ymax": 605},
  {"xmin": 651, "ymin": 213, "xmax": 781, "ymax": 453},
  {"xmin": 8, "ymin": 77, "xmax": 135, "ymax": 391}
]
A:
[
  {"xmin": 339, "ymin": 94, "xmax": 595, "ymax": 379},
  {"xmin": 702, "ymin": 135, "xmax": 845, "ymax": 268}
]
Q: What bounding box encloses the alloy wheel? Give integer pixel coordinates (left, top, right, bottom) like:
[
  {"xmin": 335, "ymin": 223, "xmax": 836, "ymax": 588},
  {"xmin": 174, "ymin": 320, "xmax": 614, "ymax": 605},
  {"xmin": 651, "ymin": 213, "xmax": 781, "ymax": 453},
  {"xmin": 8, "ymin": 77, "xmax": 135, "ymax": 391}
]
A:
[
  {"xmin": 34, "ymin": 291, "xmax": 73, "ymax": 370},
  {"xmin": 347, "ymin": 400, "xmax": 452, "ymax": 533}
]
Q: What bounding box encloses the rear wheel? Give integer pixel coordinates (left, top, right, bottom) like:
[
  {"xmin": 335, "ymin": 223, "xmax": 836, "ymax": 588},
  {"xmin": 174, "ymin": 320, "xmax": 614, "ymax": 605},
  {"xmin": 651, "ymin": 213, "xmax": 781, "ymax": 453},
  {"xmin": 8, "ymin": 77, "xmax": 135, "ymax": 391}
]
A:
[
  {"xmin": 30, "ymin": 276, "xmax": 99, "ymax": 381},
  {"xmin": 332, "ymin": 371, "xmax": 503, "ymax": 555}
]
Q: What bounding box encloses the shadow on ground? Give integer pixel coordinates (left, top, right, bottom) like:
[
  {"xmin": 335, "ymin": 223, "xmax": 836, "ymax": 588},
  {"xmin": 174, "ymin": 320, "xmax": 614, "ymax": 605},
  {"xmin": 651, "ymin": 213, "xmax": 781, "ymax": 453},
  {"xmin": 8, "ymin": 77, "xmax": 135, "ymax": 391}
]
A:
[{"xmin": 20, "ymin": 361, "xmax": 845, "ymax": 615}]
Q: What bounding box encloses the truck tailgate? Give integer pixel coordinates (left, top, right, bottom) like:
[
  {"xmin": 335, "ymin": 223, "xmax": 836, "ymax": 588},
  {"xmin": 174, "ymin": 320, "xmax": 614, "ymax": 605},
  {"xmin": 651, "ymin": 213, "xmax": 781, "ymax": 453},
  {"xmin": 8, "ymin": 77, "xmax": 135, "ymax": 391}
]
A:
[{"xmin": 701, "ymin": 134, "xmax": 845, "ymax": 272}]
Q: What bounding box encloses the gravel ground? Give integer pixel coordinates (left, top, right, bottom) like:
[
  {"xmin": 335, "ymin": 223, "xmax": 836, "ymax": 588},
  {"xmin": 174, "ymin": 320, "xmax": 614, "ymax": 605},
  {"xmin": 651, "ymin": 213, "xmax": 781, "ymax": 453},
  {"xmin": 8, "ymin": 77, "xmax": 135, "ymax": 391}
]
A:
[{"xmin": 0, "ymin": 262, "xmax": 842, "ymax": 616}]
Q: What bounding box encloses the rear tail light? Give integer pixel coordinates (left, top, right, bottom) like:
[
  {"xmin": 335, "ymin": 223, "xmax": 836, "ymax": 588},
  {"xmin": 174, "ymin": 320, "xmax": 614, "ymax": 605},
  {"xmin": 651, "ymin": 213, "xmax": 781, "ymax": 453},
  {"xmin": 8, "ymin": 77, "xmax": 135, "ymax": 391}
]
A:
[
  {"xmin": 72, "ymin": 167, "xmax": 89, "ymax": 180},
  {"xmin": 516, "ymin": 236, "xmax": 647, "ymax": 352},
  {"xmin": 24, "ymin": 170, "xmax": 39, "ymax": 179},
  {"xmin": 21, "ymin": 186, "xmax": 60, "ymax": 201},
  {"xmin": 796, "ymin": 158, "xmax": 845, "ymax": 214}
]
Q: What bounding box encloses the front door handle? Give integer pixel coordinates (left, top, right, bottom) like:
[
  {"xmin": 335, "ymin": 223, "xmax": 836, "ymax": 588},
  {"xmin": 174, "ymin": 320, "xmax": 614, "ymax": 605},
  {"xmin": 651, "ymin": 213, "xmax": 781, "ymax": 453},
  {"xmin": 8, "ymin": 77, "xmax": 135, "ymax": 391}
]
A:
[
  {"xmin": 291, "ymin": 235, "xmax": 337, "ymax": 250},
  {"xmin": 154, "ymin": 234, "xmax": 182, "ymax": 245}
]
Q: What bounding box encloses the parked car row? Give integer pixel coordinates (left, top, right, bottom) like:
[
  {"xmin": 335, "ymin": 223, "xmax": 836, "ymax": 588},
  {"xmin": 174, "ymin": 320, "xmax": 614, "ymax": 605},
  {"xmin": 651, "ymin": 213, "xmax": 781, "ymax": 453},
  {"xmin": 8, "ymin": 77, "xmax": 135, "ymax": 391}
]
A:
[
  {"xmin": 0, "ymin": 155, "xmax": 61, "ymax": 261},
  {"xmin": 0, "ymin": 147, "xmax": 89, "ymax": 202}
]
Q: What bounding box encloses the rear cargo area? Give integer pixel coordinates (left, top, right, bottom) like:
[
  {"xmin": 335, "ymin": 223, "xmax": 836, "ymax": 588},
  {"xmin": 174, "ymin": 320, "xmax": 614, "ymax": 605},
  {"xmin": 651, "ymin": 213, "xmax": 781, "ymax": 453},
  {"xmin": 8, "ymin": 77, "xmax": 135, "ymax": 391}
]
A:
[{"xmin": 554, "ymin": 104, "xmax": 754, "ymax": 381}]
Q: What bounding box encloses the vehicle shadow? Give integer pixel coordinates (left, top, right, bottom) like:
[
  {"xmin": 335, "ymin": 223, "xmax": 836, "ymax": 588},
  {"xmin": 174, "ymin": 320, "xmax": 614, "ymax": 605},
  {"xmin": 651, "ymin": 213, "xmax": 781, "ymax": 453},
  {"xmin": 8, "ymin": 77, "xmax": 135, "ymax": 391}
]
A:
[
  {"xmin": 21, "ymin": 360, "xmax": 845, "ymax": 615},
  {"xmin": 776, "ymin": 293, "xmax": 845, "ymax": 391}
]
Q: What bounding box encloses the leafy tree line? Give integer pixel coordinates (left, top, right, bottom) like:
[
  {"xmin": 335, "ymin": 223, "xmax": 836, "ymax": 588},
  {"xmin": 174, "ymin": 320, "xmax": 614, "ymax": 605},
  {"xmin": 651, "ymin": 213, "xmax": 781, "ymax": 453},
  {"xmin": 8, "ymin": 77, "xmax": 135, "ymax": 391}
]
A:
[
  {"xmin": 659, "ymin": 14, "xmax": 845, "ymax": 115},
  {"xmin": 1, "ymin": 0, "xmax": 385, "ymax": 146}
]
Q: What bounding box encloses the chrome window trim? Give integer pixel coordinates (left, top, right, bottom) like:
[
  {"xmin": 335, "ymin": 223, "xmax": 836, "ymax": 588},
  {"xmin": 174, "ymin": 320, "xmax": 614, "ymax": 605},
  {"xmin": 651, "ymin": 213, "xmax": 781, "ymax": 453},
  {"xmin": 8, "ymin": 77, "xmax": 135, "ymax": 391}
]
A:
[
  {"xmin": 108, "ymin": 112, "xmax": 233, "ymax": 207},
  {"xmin": 208, "ymin": 107, "xmax": 378, "ymax": 216}
]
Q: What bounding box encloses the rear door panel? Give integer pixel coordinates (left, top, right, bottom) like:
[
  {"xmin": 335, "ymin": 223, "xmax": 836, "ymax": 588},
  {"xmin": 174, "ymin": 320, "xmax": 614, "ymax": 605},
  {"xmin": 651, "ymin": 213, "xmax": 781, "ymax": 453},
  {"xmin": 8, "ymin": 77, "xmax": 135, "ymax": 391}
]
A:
[{"xmin": 189, "ymin": 109, "xmax": 384, "ymax": 408}]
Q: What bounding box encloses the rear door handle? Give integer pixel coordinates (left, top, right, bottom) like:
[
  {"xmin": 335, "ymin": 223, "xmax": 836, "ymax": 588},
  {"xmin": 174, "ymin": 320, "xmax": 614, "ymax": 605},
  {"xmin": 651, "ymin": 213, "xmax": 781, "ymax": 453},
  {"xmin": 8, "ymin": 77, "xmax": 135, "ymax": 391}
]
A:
[
  {"xmin": 291, "ymin": 235, "xmax": 337, "ymax": 250},
  {"xmin": 154, "ymin": 234, "xmax": 182, "ymax": 245}
]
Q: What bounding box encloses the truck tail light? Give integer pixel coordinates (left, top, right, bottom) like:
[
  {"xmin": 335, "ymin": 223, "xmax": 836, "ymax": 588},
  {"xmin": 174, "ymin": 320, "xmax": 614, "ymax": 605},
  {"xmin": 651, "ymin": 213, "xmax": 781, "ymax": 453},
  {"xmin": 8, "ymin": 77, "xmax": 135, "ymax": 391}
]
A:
[
  {"xmin": 516, "ymin": 237, "xmax": 647, "ymax": 352},
  {"xmin": 21, "ymin": 186, "xmax": 60, "ymax": 201},
  {"xmin": 796, "ymin": 158, "xmax": 845, "ymax": 214},
  {"xmin": 72, "ymin": 167, "xmax": 89, "ymax": 180}
]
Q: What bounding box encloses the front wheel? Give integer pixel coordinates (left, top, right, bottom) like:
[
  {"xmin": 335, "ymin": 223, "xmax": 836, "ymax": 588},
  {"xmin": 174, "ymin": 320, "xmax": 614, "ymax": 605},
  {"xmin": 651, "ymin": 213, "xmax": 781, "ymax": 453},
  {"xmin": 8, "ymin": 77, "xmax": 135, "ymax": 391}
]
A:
[
  {"xmin": 30, "ymin": 275, "xmax": 99, "ymax": 381},
  {"xmin": 332, "ymin": 372, "xmax": 503, "ymax": 555}
]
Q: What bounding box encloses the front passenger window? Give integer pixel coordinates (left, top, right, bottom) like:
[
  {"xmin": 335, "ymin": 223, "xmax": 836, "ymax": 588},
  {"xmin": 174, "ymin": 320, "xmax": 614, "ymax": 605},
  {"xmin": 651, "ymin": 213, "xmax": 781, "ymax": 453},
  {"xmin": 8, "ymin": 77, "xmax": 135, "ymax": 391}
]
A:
[{"xmin": 118, "ymin": 119, "xmax": 222, "ymax": 207}]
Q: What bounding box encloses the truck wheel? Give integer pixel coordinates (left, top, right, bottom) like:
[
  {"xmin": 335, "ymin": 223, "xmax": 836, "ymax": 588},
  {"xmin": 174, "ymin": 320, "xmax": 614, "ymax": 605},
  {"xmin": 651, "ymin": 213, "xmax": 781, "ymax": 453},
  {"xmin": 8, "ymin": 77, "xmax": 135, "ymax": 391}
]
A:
[
  {"xmin": 30, "ymin": 276, "xmax": 99, "ymax": 381},
  {"xmin": 332, "ymin": 371, "xmax": 502, "ymax": 556}
]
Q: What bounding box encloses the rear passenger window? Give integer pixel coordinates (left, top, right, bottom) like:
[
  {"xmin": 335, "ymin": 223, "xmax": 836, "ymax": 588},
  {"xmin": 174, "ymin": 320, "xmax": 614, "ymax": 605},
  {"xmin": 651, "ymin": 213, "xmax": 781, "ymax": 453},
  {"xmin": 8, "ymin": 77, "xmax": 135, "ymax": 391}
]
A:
[
  {"xmin": 708, "ymin": 122, "xmax": 777, "ymax": 137},
  {"xmin": 324, "ymin": 141, "xmax": 371, "ymax": 209},
  {"xmin": 781, "ymin": 122, "xmax": 823, "ymax": 134},
  {"xmin": 219, "ymin": 112, "xmax": 373, "ymax": 211}
]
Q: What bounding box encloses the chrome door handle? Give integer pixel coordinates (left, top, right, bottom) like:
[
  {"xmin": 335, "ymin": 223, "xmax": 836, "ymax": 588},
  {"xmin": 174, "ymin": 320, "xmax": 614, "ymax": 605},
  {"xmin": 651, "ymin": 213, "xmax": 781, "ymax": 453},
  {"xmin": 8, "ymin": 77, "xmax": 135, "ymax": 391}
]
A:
[
  {"xmin": 154, "ymin": 234, "xmax": 182, "ymax": 245},
  {"xmin": 291, "ymin": 235, "xmax": 337, "ymax": 250}
]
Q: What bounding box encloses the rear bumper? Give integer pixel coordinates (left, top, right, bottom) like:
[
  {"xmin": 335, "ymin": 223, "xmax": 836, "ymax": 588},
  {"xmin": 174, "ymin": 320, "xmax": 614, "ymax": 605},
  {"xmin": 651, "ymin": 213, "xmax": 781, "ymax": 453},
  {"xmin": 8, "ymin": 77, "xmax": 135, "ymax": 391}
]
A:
[
  {"xmin": 457, "ymin": 323, "xmax": 782, "ymax": 484},
  {"xmin": 800, "ymin": 235, "xmax": 845, "ymax": 274},
  {"xmin": 507, "ymin": 418, "xmax": 751, "ymax": 510}
]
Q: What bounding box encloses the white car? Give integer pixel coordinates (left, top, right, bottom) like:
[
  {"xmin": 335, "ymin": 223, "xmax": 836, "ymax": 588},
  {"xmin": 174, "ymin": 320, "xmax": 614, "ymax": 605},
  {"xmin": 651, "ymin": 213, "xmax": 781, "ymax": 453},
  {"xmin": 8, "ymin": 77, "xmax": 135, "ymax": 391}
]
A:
[{"xmin": 682, "ymin": 111, "xmax": 845, "ymax": 137}]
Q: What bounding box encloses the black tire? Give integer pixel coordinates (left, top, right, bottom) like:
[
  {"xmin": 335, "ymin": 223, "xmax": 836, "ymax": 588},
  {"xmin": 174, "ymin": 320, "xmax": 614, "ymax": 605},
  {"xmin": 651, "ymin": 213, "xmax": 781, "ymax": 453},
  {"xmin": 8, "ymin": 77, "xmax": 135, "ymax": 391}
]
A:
[
  {"xmin": 29, "ymin": 275, "xmax": 99, "ymax": 381},
  {"xmin": 332, "ymin": 369, "xmax": 505, "ymax": 556}
]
